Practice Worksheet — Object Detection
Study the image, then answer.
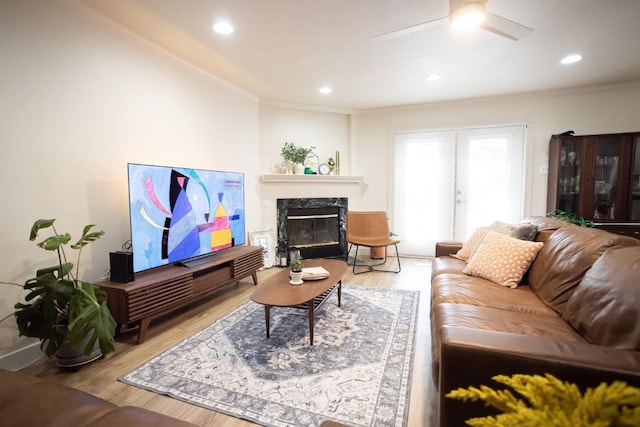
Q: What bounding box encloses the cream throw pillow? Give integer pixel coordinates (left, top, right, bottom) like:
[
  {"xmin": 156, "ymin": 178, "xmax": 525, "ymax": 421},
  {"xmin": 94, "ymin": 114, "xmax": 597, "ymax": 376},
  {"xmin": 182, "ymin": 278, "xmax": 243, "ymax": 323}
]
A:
[
  {"xmin": 463, "ymin": 231, "xmax": 544, "ymax": 288},
  {"xmin": 452, "ymin": 227, "xmax": 489, "ymax": 260}
]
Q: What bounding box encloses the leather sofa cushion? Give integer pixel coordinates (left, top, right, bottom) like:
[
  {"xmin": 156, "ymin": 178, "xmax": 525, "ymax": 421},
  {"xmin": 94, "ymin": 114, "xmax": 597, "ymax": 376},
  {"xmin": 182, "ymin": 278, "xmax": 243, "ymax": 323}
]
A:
[
  {"xmin": 524, "ymin": 216, "xmax": 568, "ymax": 236},
  {"xmin": 431, "ymin": 274, "xmax": 557, "ymax": 317},
  {"xmin": 431, "ymin": 303, "xmax": 585, "ymax": 365},
  {"xmin": 527, "ymin": 223, "xmax": 639, "ymax": 314},
  {"xmin": 564, "ymin": 246, "xmax": 640, "ymax": 350}
]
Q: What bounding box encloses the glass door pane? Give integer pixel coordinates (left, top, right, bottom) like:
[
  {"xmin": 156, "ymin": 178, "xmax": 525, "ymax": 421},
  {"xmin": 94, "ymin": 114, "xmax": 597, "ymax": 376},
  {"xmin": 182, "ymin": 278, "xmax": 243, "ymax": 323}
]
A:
[
  {"xmin": 392, "ymin": 125, "xmax": 525, "ymax": 257},
  {"xmin": 593, "ymin": 136, "xmax": 620, "ymax": 220},
  {"xmin": 455, "ymin": 126, "xmax": 526, "ymax": 240},
  {"xmin": 558, "ymin": 139, "xmax": 581, "ymax": 215},
  {"xmin": 393, "ymin": 131, "xmax": 455, "ymax": 257}
]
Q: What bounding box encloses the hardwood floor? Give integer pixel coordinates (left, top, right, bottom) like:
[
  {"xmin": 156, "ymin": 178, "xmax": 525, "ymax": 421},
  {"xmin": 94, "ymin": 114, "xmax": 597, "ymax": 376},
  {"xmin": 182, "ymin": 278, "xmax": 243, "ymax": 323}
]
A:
[{"xmin": 19, "ymin": 256, "xmax": 436, "ymax": 427}]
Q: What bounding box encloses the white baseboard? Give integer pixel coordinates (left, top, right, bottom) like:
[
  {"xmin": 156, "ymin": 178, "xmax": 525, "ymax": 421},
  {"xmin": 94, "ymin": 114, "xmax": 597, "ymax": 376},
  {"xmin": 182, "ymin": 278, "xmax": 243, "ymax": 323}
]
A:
[{"xmin": 0, "ymin": 340, "xmax": 44, "ymax": 371}]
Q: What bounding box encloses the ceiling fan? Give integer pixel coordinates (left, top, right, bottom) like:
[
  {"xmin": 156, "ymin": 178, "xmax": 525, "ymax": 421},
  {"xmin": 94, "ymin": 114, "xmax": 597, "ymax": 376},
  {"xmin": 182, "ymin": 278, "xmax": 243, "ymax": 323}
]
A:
[{"xmin": 370, "ymin": 0, "xmax": 534, "ymax": 42}]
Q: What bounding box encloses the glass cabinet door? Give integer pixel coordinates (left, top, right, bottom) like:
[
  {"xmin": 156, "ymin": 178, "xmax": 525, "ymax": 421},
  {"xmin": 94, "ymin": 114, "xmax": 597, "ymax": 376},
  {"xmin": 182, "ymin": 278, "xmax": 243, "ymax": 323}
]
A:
[
  {"xmin": 593, "ymin": 136, "xmax": 620, "ymax": 220},
  {"xmin": 632, "ymin": 136, "xmax": 640, "ymax": 220},
  {"xmin": 557, "ymin": 139, "xmax": 581, "ymax": 214}
]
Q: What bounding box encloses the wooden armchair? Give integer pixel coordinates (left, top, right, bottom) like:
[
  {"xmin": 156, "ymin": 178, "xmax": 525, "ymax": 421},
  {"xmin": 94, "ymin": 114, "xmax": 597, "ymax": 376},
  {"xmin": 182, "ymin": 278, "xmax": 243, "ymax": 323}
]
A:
[{"xmin": 345, "ymin": 211, "xmax": 401, "ymax": 274}]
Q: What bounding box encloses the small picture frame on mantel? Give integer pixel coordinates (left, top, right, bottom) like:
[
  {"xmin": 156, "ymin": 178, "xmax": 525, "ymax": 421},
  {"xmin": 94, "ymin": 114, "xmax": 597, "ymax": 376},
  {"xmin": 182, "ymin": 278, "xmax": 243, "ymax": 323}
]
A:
[
  {"xmin": 249, "ymin": 228, "xmax": 276, "ymax": 268},
  {"xmin": 304, "ymin": 152, "xmax": 319, "ymax": 174}
]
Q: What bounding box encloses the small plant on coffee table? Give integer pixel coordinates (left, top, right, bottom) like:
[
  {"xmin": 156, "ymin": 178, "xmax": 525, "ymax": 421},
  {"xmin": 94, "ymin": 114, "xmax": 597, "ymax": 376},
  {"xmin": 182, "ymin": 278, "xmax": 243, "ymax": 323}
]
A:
[{"xmin": 290, "ymin": 256, "xmax": 303, "ymax": 273}]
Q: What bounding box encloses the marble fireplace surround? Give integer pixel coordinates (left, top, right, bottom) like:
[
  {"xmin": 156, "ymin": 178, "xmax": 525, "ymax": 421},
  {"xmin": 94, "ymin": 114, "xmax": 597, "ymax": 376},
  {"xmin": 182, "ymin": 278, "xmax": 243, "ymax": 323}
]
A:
[{"xmin": 277, "ymin": 197, "xmax": 348, "ymax": 260}]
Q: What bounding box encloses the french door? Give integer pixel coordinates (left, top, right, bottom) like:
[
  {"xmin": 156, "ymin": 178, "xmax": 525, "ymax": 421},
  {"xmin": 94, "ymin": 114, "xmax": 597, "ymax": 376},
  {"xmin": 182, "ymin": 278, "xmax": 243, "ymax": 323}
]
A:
[{"xmin": 392, "ymin": 125, "xmax": 526, "ymax": 257}]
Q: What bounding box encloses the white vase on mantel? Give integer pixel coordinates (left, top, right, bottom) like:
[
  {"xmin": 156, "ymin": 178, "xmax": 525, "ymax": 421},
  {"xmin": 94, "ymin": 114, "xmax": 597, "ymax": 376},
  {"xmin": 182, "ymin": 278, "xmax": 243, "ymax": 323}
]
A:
[
  {"xmin": 280, "ymin": 162, "xmax": 293, "ymax": 174},
  {"xmin": 293, "ymin": 163, "xmax": 305, "ymax": 174}
]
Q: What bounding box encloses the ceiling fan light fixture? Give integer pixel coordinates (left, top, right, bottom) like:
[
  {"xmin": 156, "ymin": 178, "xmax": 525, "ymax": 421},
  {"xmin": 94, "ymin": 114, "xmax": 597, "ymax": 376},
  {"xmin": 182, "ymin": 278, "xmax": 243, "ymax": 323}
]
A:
[{"xmin": 450, "ymin": 2, "xmax": 486, "ymax": 30}]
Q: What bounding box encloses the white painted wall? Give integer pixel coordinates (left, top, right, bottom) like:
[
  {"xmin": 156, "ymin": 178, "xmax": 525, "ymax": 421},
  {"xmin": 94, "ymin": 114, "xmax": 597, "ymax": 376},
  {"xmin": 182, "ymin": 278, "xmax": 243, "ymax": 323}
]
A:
[
  {"xmin": 258, "ymin": 104, "xmax": 360, "ymax": 231},
  {"xmin": 259, "ymin": 104, "xmax": 351, "ymax": 175},
  {"xmin": 0, "ymin": 0, "xmax": 260, "ymax": 358},
  {"xmin": 351, "ymin": 83, "xmax": 640, "ymax": 216}
]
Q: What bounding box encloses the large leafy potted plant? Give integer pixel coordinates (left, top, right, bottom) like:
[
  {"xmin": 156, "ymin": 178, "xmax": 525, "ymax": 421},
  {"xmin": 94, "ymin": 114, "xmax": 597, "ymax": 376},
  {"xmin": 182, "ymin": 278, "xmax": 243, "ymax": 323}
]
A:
[{"xmin": 1, "ymin": 219, "xmax": 116, "ymax": 368}]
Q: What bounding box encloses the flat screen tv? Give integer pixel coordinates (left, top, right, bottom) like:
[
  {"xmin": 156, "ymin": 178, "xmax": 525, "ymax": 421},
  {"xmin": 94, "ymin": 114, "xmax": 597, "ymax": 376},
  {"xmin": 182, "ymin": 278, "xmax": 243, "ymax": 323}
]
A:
[{"xmin": 127, "ymin": 163, "xmax": 245, "ymax": 273}]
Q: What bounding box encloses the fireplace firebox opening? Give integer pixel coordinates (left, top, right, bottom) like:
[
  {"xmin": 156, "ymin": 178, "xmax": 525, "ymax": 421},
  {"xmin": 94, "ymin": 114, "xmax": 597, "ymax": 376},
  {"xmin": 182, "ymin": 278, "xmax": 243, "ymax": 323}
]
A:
[{"xmin": 277, "ymin": 198, "xmax": 348, "ymax": 261}]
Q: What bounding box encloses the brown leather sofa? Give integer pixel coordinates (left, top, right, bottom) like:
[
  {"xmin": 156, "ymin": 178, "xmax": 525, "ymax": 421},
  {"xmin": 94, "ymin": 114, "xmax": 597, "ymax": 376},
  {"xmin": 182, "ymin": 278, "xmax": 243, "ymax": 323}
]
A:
[
  {"xmin": 431, "ymin": 216, "xmax": 640, "ymax": 426},
  {"xmin": 0, "ymin": 369, "xmax": 197, "ymax": 427}
]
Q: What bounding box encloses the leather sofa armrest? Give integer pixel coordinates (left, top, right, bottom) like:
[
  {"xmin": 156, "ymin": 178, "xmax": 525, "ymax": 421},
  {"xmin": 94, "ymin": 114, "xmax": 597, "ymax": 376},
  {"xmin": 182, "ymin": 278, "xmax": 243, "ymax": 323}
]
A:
[
  {"xmin": 94, "ymin": 407, "xmax": 199, "ymax": 427},
  {"xmin": 437, "ymin": 326, "xmax": 640, "ymax": 427},
  {"xmin": 0, "ymin": 369, "xmax": 198, "ymax": 427},
  {"xmin": 435, "ymin": 241, "xmax": 462, "ymax": 258}
]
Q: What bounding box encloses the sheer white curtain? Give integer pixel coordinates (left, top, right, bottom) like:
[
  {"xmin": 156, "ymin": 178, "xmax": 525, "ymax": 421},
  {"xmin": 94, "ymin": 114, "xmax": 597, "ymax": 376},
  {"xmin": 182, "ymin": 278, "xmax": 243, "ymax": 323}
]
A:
[
  {"xmin": 455, "ymin": 126, "xmax": 526, "ymax": 239},
  {"xmin": 391, "ymin": 131, "xmax": 455, "ymax": 257},
  {"xmin": 391, "ymin": 125, "xmax": 525, "ymax": 257}
]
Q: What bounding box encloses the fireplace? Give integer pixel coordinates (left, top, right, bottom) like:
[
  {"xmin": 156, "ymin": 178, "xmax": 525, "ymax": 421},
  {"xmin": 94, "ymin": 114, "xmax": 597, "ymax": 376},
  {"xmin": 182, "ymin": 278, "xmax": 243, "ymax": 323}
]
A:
[{"xmin": 277, "ymin": 198, "xmax": 348, "ymax": 260}]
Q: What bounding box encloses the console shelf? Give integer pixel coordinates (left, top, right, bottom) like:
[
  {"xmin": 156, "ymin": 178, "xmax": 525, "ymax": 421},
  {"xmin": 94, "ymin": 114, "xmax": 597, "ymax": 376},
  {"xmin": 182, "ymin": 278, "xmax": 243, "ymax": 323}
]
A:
[{"xmin": 98, "ymin": 245, "xmax": 264, "ymax": 344}]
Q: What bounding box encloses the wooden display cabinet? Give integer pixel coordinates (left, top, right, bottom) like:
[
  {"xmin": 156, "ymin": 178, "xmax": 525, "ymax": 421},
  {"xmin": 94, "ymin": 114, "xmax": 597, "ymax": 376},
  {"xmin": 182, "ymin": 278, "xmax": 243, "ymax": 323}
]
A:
[
  {"xmin": 547, "ymin": 132, "xmax": 640, "ymax": 239},
  {"xmin": 98, "ymin": 245, "xmax": 264, "ymax": 344}
]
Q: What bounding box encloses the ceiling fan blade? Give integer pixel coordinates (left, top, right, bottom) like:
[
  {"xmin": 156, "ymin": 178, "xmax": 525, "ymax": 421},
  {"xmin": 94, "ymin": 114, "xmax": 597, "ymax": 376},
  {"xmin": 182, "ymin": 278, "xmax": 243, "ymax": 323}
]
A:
[
  {"xmin": 480, "ymin": 12, "xmax": 533, "ymax": 41},
  {"xmin": 369, "ymin": 16, "xmax": 447, "ymax": 41}
]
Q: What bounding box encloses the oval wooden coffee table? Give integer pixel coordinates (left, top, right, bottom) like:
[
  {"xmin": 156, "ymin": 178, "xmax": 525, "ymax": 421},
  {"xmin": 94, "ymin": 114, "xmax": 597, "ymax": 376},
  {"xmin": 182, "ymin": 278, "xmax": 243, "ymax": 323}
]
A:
[{"xmin": 251, "ymin": 258, "xmax": 347, "ymax": 345}]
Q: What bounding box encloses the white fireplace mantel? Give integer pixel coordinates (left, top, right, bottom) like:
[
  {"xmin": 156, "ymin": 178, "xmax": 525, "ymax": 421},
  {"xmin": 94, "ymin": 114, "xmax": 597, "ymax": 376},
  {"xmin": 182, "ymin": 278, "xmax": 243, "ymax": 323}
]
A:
[{"xmin": 260, "ymin": 174, "xmax": 363, "ymax": 184}]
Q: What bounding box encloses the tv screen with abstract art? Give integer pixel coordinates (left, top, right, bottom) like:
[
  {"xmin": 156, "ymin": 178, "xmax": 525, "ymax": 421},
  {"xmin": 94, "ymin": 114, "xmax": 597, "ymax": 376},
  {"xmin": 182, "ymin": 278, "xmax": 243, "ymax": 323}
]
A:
[{"xmin": 127, "ymin": 163, "xmax": 245, "ymax": 272}]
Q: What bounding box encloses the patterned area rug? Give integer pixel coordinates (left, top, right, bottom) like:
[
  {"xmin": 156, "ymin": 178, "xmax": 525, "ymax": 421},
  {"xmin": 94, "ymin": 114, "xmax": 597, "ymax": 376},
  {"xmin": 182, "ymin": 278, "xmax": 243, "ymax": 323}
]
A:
[{"xmin": 120, "ymin": 286, "xmax": 419, "ymax": 427}]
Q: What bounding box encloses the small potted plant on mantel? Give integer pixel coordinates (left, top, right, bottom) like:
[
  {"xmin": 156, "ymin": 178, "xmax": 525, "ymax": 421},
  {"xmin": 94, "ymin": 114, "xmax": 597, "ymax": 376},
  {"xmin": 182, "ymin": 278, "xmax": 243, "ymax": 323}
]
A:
[
  {"xmin": 1, "ymin": 219, "xmax": 117, "ymax": 369},
  {"xmin": 281, "ymin": 142, "xmax": 315, "ymax": 174}
]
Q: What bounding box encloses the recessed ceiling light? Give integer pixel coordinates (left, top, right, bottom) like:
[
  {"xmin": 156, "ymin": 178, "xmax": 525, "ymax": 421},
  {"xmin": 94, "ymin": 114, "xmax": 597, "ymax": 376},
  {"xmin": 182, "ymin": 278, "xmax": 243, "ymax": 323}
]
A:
[
  {"xmin": 212, "ymin": 21, "xmax": 234, "ymax": 35},
  {"xmin": 561, "ymin": 53, "xmax": 582, "ymax": 65},
  {"xmin": 319, "ymin": 86, "xmax": 333, "ymax": 94},
  {"xmin": 426, "ymin": 73, "xmax": 442, "ymax": 81}
]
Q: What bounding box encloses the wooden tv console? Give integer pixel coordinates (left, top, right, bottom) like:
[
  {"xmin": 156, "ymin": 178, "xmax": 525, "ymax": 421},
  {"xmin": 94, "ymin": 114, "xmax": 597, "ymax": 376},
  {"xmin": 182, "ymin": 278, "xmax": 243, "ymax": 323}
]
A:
[{"xmin": 98, "ymin": 245, "xmax": 264, "ymax": 344}]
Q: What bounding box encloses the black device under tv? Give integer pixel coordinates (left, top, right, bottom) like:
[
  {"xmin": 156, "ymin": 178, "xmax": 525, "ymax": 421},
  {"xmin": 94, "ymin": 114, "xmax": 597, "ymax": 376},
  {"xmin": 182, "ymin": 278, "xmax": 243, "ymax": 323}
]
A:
[{"xmin": 109, "ymin": 251, "xmax": 134, "ymax": 283}]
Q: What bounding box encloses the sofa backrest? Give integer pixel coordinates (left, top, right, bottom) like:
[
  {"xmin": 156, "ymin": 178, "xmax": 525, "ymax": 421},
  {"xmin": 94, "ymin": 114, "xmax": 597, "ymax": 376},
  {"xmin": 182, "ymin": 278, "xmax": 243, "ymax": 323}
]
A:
[
  {"xmin": 563, "ymin": 246, "xmax": 640, "ymax": 350},
  {"xmin": 523, "ymin": 216, "xmax": 566, "ymax": 244},
  {"xmin": 526, "ymin": 219, "xmax": 639, "ymax": 314}
]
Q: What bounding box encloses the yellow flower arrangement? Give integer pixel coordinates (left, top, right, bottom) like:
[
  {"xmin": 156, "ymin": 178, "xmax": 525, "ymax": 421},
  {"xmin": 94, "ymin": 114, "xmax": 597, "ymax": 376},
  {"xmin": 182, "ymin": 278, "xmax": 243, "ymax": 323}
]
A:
[{"xmin": 446, "ymin": 373, "xmax": 640, "ymax": 426}]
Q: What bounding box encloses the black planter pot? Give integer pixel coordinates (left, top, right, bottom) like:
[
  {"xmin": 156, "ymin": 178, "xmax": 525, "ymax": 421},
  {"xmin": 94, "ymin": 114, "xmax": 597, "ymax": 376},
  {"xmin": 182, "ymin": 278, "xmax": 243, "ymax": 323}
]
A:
[{"xmin": 55, "ymin": 328, "xmax": 102, "ymax": 369}]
